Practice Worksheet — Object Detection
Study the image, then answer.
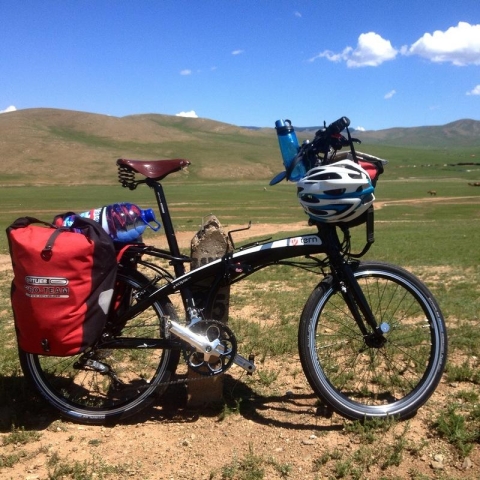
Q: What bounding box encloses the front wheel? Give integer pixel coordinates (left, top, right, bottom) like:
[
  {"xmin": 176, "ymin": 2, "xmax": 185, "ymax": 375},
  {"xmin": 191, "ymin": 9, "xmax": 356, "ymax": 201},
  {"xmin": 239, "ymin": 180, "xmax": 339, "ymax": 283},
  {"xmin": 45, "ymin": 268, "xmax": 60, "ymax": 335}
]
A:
[
  {"xmin": 19, "ymin": 269, "xmax": 180, "ymax": 425},
  {"xmin": 298, "ymin": 261, "xmax": 447, "ymax": 420}
]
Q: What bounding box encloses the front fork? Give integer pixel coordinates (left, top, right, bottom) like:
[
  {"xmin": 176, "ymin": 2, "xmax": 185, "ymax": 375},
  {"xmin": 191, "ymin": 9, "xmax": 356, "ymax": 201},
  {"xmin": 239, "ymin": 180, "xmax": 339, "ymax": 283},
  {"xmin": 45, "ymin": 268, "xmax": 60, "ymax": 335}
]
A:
[
  {"xmin": 320, "ymin": 224, "xmax": 388, "ymax": 347},
  {"xmin": 334, "ymin": 262, "xmax": 389, "ymax": 347}
]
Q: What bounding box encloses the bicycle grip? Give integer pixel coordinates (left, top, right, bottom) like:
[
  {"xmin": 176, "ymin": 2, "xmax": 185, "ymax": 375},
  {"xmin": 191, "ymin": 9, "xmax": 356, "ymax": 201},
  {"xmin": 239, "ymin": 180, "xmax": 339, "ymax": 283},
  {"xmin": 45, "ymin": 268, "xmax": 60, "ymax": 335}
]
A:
[{"xmin": 327, "ymin": 116, "xmax": 350, "ymax": 134}]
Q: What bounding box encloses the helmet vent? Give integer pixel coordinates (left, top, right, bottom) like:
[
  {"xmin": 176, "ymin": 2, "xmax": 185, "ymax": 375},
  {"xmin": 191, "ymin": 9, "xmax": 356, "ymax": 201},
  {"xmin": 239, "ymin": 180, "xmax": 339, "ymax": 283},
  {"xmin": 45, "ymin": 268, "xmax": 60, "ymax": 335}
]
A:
[
  {"xmin": 348, "ymin": 172, "xmax": 363, "ymax": 179},
  {"xmin": 361, "ymin": 193, "xmax": 374, "ymax": 204},
  {"xmin": 325, "ymin": 188, "xmax": 346, "ymax": 196},
  {"xmin": 300, "ymin": 194, "xmax": 320, "ymax": 204},
  {"xmin": 311, "ymin": 172, "xmax": 341, "ymax": 181}
]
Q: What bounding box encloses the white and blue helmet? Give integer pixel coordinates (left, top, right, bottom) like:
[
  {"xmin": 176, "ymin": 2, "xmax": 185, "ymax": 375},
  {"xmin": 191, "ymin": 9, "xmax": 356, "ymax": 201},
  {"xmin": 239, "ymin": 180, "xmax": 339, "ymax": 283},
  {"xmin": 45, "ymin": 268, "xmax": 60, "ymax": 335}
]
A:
[{"xmin": 297, "ymin": 160, "xmax": 375, "ymax": 223}]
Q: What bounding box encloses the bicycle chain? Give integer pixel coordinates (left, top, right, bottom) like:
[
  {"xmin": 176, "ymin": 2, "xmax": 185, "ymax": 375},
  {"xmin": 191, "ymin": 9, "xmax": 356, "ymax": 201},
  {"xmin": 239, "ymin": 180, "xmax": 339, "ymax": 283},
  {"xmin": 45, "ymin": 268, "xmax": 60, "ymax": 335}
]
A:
[{"xmin": 157, "ymin": 371, "xmax": 222, "ymax": 388}]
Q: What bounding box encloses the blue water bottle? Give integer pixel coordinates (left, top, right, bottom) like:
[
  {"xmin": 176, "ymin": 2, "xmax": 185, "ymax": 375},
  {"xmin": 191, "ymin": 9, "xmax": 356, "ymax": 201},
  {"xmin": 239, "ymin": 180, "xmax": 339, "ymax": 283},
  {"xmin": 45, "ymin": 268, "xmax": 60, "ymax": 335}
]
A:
[{"xmin": 275, "ymin": 119, "xmax": 305, "ymax": 181}]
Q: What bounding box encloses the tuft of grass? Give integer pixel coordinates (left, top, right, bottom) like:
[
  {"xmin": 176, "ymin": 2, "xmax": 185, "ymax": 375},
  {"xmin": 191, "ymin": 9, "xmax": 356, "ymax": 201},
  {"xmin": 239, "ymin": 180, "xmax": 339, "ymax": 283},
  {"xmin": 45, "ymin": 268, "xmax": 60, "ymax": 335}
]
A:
[
  {"xmin": 2, "ymin": 426, "xmax": 41, "ymax": 446},
  {"xmin": 217, "ymin": 444, "xmax": 265, "ymax": 480},
  {"xmin": 267, "ymin": 457, "xmax": 291, "ymax": 478},
  {"xmin": 343, "ymin": 417, "xmax": 397, "ymax": 444},
  {"xmin": 312, "ymin": 419, "xmax": 424, "ymax": 477},
  {"xmin": 218, "ymin": 397, "xmax": 242, "ymax": 422},
  {"xmin": 256, "ymin": 369, "xmax": 279, "ymax": 387},
  {"xmin": 453, "ymin": 389, "xmax": 479, "ymax": 403},
  {"xmin": 0, "ymin": 452, "xmax": 23, "ymax": 468},
  {"xmin": 433, "ymin": 403, "xmax": 479, "ymax": 457},
  {"xmin": 47, "ymin": 453, "xmax": 131, "ymax": 480},
  {"xmin": 446, "ymin": 360, "xmax": 480, "ymax": 384}
]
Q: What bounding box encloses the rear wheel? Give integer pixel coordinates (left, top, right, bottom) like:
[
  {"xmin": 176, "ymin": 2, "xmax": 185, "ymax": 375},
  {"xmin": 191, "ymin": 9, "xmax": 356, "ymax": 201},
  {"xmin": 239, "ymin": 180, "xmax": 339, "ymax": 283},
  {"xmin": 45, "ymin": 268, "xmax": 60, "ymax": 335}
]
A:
[
  {"xmin": 19, "ymin": 269, "xmax": 180, "ymax": 425},
  {"xmin": 298, "ymin": 261, "xmax": 447, "ymax": 420}
]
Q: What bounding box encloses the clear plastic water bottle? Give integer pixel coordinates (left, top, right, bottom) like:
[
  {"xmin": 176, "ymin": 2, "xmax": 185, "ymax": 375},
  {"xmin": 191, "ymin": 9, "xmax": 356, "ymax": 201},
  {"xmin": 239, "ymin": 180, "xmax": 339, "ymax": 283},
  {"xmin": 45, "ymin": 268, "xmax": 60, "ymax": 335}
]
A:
[
  {"xmin": 63, "ymin": 203, "xmax": 161, "ymax": 242},
  {"xmin": 275, "ymin": 119, "xmax": 305, "ymax": 181}
]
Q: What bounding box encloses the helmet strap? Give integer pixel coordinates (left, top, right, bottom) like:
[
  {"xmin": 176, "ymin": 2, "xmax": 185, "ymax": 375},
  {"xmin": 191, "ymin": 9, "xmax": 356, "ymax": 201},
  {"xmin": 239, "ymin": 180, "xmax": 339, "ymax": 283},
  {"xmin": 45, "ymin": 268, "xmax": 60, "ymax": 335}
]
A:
[
  {"xmin": 346, "ymin": 126, "xmax": 358, "ymax": 163},
  {"xmin": 285, "ymin": 151, "xmax": 304, "ymax": 181}
]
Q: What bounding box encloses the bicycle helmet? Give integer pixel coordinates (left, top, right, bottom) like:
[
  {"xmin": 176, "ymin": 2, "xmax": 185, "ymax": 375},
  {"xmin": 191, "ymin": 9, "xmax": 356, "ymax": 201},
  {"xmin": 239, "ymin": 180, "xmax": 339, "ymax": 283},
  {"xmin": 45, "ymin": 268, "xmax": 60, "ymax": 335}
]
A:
[{"xmin": 297, "ymin": 160, "xmax": 375, "ymax": 223}]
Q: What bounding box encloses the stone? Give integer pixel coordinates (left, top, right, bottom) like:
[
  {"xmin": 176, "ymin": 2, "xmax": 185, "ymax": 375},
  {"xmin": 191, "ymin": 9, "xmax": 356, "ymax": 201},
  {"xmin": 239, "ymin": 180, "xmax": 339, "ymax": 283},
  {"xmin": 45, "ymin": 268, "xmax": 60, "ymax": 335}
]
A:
[{"xmin": 187, "ymin": 215, "xmax": 232, "ymax": 406}]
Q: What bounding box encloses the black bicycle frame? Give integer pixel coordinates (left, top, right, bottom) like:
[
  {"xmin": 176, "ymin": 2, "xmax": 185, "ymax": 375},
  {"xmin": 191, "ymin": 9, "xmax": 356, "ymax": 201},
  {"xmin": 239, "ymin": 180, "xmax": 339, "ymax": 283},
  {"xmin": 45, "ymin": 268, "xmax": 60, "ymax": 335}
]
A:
[{"xmin": 109, "ymin": 178, "xmax": 383, "ymax": 347}]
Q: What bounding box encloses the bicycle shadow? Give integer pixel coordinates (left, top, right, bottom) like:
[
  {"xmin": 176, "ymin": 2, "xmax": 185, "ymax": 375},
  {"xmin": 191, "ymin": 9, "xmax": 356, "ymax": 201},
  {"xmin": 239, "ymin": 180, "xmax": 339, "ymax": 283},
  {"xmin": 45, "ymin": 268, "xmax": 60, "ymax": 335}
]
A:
[
  {"xmin": 0, "ymin": 373, "xmax": 343, "ymax": 433},
  {"xmin": 0, "ymin": 374, "xmax": 57, "ymax": 432},
  {"xmin": 134, "ymin": 373, "xmax": 344, "ymax": 433}
]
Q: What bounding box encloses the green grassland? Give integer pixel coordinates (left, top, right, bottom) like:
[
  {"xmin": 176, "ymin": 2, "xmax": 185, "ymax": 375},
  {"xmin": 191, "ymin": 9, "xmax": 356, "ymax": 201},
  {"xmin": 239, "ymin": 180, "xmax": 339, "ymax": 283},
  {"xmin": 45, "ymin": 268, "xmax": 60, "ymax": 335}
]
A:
[
  {"xmin": 1, "ymin": 166, "xmax": 479, "ymax": 257},
  {"xmin": 1, "ymin": 162, "xmax": 478, "ymax": 327}
]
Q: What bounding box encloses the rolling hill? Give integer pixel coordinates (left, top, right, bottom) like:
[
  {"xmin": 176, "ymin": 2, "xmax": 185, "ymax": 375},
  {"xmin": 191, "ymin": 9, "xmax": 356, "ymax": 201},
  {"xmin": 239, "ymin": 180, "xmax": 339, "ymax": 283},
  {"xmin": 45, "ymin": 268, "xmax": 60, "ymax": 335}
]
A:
[
  {"xmin": 1, "ymin": 108, "xmax": 479, "ymax": 185},
  {"xmin": 355, "ymin": 119, "xmax": 480, "ymax": 148}
]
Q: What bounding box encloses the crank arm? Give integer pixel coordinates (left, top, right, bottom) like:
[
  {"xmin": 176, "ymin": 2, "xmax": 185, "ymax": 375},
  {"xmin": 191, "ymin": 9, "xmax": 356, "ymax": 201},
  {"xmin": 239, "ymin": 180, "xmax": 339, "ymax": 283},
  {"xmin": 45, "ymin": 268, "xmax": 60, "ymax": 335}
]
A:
[
  {"xmin": 234, "ymin": 353, "xmax": 256, "ymax": 374},
  {"xmin": 168, "ymin": 320, "xmax": 224, "ymax": 361}
]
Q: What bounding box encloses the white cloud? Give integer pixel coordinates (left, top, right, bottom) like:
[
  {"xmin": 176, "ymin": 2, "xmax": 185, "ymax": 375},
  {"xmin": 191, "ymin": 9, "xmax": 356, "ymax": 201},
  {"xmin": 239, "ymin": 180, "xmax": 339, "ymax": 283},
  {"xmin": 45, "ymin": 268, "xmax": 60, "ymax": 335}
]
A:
[
  {"xmin": 467, "ymin": 84, "xmax": 480, "ymax": 96},
  {"xmin": 176, "ymin": 110, "xmax": 198, "ymax": 118},
  {"xmin": 309, "ymin": 49, "xmax": 348, "ymax": 63},
  {"xmin": 384, "ymin": 90, "xmax": 396, "ymax": 99},
  {"xmin": 180, "ymin": 69, "xmax": 192, "ymax": 75},
  {"xmin": 231, "ymin": 49, "xmax": 244, "ymax": 55},
  {"xmin": 349, "ymin": 33, "xmax": 398, "ymax": 67},
  {"xmin": 310, "ymin": 32, "xmax": 398, "ymax": 67},
  {"xmin": 355, "ymin": 126, "xmax": 366, "ymax": 132},
  {"xmin": 408, "ymin": 22, "xmax": 480, "ymax": 66},
  {"xmin": 0, "ymin": 105, "xmax": 16, "ymax": 114},
  {"xmin": 294, "ymin": 11, "xmax": 302, "ymax": 18}
]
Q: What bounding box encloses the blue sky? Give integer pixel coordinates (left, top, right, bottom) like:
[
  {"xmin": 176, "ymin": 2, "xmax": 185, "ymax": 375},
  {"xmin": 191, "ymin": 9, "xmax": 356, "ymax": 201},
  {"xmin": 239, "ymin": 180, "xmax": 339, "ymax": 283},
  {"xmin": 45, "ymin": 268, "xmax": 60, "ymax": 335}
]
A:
[{"xmin": 1, "ymin": 1, "xmax": 479, "ymax": 130}]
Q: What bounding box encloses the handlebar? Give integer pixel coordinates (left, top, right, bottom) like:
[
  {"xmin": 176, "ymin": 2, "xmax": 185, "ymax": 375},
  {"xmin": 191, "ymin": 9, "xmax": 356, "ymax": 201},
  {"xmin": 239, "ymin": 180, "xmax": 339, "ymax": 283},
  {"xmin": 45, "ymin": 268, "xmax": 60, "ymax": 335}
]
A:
[
  {"xmin": 270, "ymin": 115, "xmax": 365, "ymax": 185},
  {"xmin": 295, "ymin": 116, "xmax": 360, "ymax": 171},
  {"xmin": 311, "ymin": 116, "xmax": 356, "ymax": 152},
  {"xmin": 325, "ymin": 116, "xmax": 350, "ymax": 135}
]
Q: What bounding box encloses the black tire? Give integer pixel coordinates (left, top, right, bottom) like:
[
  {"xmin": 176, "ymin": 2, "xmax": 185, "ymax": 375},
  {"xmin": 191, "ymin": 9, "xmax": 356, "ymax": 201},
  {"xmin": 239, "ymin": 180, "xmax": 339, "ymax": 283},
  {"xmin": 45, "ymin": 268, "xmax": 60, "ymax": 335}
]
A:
[
  {"xmin": 298, "ymin": 261, "xmax": 447, "ymax": 420},
  {"xmin": 19, "ymin": 269, "xmax": 180, "ymax": 425}
]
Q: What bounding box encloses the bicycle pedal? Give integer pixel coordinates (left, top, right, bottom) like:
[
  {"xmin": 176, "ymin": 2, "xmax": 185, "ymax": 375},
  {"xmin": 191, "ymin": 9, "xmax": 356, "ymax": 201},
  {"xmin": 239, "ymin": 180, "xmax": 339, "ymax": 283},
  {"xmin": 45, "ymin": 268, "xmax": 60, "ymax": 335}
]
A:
[
  {"xmin": 247, "ymin": 354, "xmax": 255, "ymax": 376},
  {"xmin": 316, "ymin": 403, "xmax": 334, "ymax": 418}
]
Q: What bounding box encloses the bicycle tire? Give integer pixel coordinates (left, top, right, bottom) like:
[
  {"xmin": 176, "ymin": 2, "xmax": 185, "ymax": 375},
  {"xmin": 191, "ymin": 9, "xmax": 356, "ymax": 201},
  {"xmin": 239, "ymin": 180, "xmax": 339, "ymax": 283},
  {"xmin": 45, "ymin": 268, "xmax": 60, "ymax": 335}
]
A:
[
  {"xmin": 298, "ymin": 261, "xmax": 447, "ymax": 420},
  {"xmin": 19, "ymin": 268, "xmax": 180, "ymax": 425}
]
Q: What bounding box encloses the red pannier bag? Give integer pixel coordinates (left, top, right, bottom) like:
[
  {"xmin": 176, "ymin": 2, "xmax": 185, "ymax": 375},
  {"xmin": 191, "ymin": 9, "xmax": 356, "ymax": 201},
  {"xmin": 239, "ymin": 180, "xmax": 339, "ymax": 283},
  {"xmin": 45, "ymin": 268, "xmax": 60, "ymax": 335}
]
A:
[{"xmin": 6, "ymin": 216, "xmax": 117, "ymax": 356}]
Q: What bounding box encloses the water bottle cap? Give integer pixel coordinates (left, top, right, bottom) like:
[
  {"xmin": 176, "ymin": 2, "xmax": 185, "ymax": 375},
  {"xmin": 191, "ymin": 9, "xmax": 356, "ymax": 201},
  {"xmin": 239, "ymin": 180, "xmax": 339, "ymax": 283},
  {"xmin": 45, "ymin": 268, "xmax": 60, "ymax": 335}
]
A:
[
  {"xmin": 275, "ymin": 119, "xmax": 293, "ymax": 134},
  {"xmin": 140, "ymin": 208, "xmax": 161, "ymax": 232},
  {"xmin": 142, "ymin": 208, "xmax": 155, "ymax": 223}
]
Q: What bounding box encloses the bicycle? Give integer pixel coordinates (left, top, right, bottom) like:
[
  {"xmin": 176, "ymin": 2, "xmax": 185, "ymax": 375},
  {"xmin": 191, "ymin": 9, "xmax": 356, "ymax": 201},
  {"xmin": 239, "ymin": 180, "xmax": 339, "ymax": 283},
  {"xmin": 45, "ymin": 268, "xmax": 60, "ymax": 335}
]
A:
[{"xmin": 18, "ymin": 117, "xmax": 447, "ymax": 425}]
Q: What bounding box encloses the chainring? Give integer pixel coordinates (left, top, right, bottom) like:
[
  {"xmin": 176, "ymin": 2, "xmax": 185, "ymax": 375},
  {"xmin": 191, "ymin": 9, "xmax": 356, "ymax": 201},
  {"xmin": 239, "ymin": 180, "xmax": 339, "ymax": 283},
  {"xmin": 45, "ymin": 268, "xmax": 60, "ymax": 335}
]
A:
[{"xmin": 182, "ymin": 320, "xmax": 237, "ymax": 376}]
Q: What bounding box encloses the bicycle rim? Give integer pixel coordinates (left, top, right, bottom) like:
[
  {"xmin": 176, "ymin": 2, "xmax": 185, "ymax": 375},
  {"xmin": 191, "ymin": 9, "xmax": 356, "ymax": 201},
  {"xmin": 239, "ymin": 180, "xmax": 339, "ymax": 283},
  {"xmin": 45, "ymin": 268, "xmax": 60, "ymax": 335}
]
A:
[
  {"xmin": 299, "ymin": 261, "xmax": 447, "ymax": 420},
  {"xmin": 19, "ymin": 270, "xmax": 179, "ymax": 424}
]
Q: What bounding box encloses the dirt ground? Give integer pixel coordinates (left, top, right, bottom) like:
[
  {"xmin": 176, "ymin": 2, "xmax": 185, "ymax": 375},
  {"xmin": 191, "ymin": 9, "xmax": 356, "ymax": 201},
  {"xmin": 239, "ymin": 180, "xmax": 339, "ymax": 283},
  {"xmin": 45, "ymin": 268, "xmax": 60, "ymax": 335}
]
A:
[
  {"xmin": 0, "ymin": 219, "xmax": 479, "ymax": 480},
  {"xmin": 0, "ymin": 353, "xmax": 478, "ymax": 480}
]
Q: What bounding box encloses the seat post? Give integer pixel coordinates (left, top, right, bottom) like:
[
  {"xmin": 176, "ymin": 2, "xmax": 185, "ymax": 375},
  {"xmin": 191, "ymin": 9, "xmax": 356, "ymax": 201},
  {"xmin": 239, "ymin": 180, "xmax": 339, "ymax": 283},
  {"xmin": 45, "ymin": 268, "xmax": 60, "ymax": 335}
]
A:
[{"xmin": 148, "ymin": 179, "xmax": 186, "ymax": 278}]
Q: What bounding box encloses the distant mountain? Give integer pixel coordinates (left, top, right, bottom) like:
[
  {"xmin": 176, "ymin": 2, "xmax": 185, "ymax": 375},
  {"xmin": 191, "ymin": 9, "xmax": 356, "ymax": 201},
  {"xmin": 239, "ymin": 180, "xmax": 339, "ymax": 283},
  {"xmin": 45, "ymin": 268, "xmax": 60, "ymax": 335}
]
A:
[
  {"xmin": 1, "ymin": 108, "xmax": 479, "ymax": 186},
  {"xmin": 0, "ymin": 108, "xmax": 278, "ymax": 185},
  {"xmin": 245, "ymin": 119, "xmax": 480, "ymax": 148},
  {"xmin": 357, "ymin": 119, "xmax": 480, "ymax": 148}
]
